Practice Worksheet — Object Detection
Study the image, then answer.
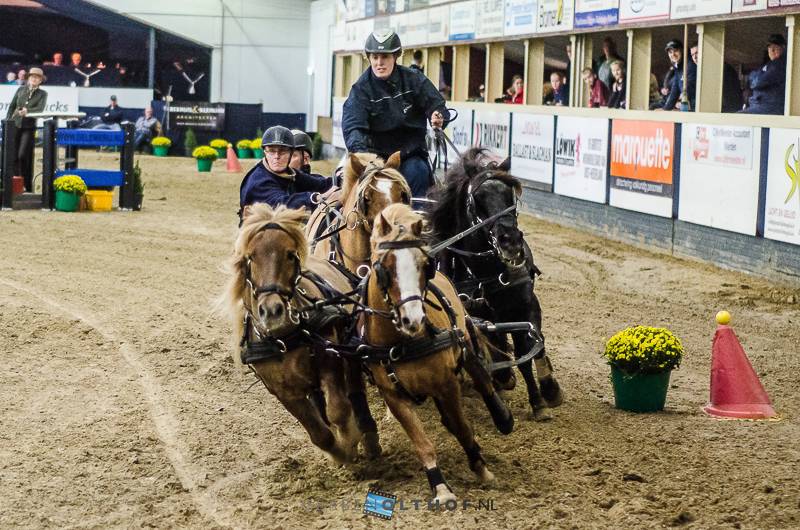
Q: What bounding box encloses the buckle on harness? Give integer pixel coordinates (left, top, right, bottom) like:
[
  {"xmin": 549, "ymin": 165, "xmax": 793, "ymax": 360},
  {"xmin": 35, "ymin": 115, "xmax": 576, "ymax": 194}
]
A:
[{"xmin": 389, "ymin": 346, "xmax": 401, "ymax": 362}]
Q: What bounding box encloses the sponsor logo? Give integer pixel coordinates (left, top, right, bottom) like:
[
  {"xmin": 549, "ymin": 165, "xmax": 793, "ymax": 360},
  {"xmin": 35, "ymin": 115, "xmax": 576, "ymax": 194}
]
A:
[
  {"xmin": 474, "ymin": 122, "xmax": 509, "ymax": 150},
  {"xmin": 784, "ymin": 140, "xmax": 800, "ymax": 205},
  {"xmin": 612, "ymin": 126, "xmax": 673, "ymax": 170},
  {"xmin": 555, "ymin": 135, "xmax": 576, "ymax": 166}
]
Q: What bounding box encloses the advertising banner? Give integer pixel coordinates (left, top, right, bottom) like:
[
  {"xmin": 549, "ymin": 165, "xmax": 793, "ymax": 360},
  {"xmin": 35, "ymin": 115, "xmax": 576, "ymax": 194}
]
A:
[
  {"xmin": 619, "ymin": 0, "xmax": 670, "ymax": 22},
  {"xmin": 428, "ymin": 5, "xmax": 451, "ymax": 43},
  {"xmin": 450, "ymin": 1, "xmax": 477, "ymax": 40},
  {"xmin": 732, "ymin": 0, "xmax": 767, "ymax": 11},
  {"xmin": 554, "ymin": 116, "xmax": 609, "ymax": 203},
  {"xmin": 768, "ymin": 0, "xmax": 800, "ymax": 6},
  {"xmin": 575, "ymin": 0, "xmax": 619, "ymax": 28},
  {"xmin": 678, "ymin": 124, "xmax": 760, "ymax": 236},
  {"xmin": 609, "ymin": 120, "xmax": 675, "ymax": 217},
  {"xmin": 504, "ymin": 0, "xmax": 538, "ymax": 36},
  {"xmin": 473, "ymin": 109, "xmax": 511, "ymax": 158},
  {"xmin": 764, "ymin": 128, "xmax": 800, "ymax": 246},
  {"xmin": 171, "ymin": 101, "xmax": 225, "ymax": 130},
  {"xmin": 670, "ymin": 0, "xmax": 732, "ymax": 19},
  {"xmin": 510, "ymin": 113, "xmax": 555, "ymax": 190},
  {"xmin": 0, "ymin": 85, "xmax": 79, "ymax": 119},
  {"xmin": 537, "ymin": 0, "xmax": 574, "ymax": 33},
  {"xmin": 332, "ymin": 97, "xmax": 346, "ymax": 149},
  {"xmin": 476, "ymin": 0, "xmax": 506, "ymax": 38}
]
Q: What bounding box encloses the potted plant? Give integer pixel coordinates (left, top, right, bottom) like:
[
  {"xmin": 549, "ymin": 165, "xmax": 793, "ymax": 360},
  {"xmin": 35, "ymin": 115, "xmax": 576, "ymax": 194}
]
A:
[
  {"xmin": 250, "ymin": 138, "xmax": 262, "ymax": 158},
  {"xmin": 602, "ymin": 326, "xmax": 684, "ymax": 412},
  {"xmin": 151, "ymin": 136, "xmax": 171, "ymax": 157},
  {"xmin": 236, "ymin": 139, "xmax": 253, "ymax": 159},
  {"xmin": 193, "ymin": 146, "xmax": 218, "ymax": 172},
  {"xmin": 210, "ymin": 138, "xmax": 228, "ymax": 158},
  {"xmin": 183, "ymin": 128, "xmax": 198, "ymax": 157},
  {"xmin": 133, "ymin": 160, "xmax": 144, "ymax": 211},
  {"xmin": 53, "ymin": 174, "xmax": 87, "ymax": 212}
]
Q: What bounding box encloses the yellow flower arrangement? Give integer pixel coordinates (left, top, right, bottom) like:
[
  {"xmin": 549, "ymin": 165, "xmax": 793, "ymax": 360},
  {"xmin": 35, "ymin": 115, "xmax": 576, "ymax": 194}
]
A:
[
  {"xmin": 603, "ymin": 326, "xmax": 684, "ymax": 374},
  {"xmin": 250, "ymin": 138, "xmax": 262, "ymax": 151},
  {"xmin": 236, "ymin": 139, "xmax": 252, "ymax": 150},
  {"xmin": 53, "ymin": 175, "xmax": 87, "ymax": 195},
  {"xmin": 209, "ymin": 138, "xmax": 229, "ymax": 149},
  {"xmin": 192, "ymin": 146, "xmax": 219, "ymax": 160},
  {"xmin": 151, "ymin": 136, "xmax": 172, "ymax": 147}
]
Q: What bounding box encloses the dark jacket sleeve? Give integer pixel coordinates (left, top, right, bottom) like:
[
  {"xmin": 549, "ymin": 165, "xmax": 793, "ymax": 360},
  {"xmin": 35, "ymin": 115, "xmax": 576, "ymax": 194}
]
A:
[
  {"xmin": 414, "ymin": 72, "xmax": 448, "ymax": 127},
  {"xmin": 6, "ymin": 88, "xmax": 19, "ymax": 120},
  {"xmin": 342, "ymin": 85, "xmax": 371, "ymax": 153},
  {"xmin": 28, "ymin": 89, "xmax": 47, "ymax": 114},
  {"xmin": 249, "ymin": 178, "xmax": 317, "ymax": 210},
  {"xmin": 295, "ymin": 171, "xmax": 332, "ymax": 193},
  {"xmin": 663, "ymin": 69, "xmax": 681, "ymax": 110},
  {"xmin": 751, "ymin": 58, "xmax": 786, "ymax": 90}
]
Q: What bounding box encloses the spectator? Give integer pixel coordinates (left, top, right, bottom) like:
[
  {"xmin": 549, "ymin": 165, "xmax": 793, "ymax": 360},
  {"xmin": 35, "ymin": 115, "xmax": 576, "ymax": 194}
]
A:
[
  {"xmin": 546, "ymin": 72, "xmax": 568, "ymax": 106},
  {"xmin": 468, "ymin": 83, "xmax": 486, "ymax": 102},
  {"xmin": 607, "ymin": 61, "xmax": 626, "ymax": 109},
  {"xmin": 596, "ymin": 37, "xmax": 624, "ymax": 91},
  {"xmin": 45, "ymin": 52, "xmax": 64, "ymax": 66},
  {"xmin": 689, "ymin": 45, "xmax": 742, "ymax": 113},
  {"xmin": 16, "ymin": 69, "xmax": 26, "ymax": 85},
  {"xmin": 660, "ymin": 39, "xmax": 696, "ymax": 111},
  {"xmin": 409, "ymin": 50, "xmax": 424, "ymax": 73},
  {"xmin": 4, "ymin": 71, "xmax": 16, "ymax": 84},
  {"xmin": 648, "ymin": 73, "xmax": 662, "ymax": 109},
  {"xmin": 133, "ymin": 107, "xmax": 159, "ymax": 151},
  {"xmin": 91, "ymin": 95, "xmax": 124, "ymax": 130},
  {"xmin": 650, "ymin": 67, "xmax": 676, "ymax": 110},
  {"xmin": 5, "ymin": 67, "xmax": 48, "ymax": 191},
  {"xmin": 741, "ymin": 34, "xmax": 786, "ymax": 115},
  {"xmin": 582, "ymin": 67, "xmax": 608, "ymax": 108},
  {"xmin": 70, "ymin": 52, "xmax": 82, "ymax": 68},
  {"xmin": 507, "ymin": 74, "xmax": 524, "ymax": 104}
]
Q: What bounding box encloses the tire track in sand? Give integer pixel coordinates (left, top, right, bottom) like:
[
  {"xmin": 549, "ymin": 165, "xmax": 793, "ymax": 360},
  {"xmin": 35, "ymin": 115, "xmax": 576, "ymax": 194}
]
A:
[{"xmin": 0, "ymin": 278, "xmax": 236, "ymax": 529}]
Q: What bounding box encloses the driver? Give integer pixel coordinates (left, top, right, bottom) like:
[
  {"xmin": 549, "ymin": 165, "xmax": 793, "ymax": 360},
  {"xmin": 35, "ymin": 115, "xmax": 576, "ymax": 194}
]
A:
[
  {"xmin": 342, "ymin": 30, "xmax": 448, "ymax": 197},
  {"xmin": 239, "ymin": 126, "xmax": 334, "ymax": 220}
]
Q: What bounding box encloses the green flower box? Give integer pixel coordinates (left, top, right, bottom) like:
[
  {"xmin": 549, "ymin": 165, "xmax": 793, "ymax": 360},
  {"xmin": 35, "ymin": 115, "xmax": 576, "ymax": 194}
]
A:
[
  {"xmin": 237, "ymin": 148, "xmax": 252, "ymax": 159},
  {"xmin": 153, "ymin": 145, "xmax": 169, "ymax": 157},
  {"xmin": 611, "ymin": 367, "xmax": 671, "ymax": 412},
  {"xmin": 197, "ymin": 159, "xmax": 213, "ymax": 172},
  {"xmin": 215, "ymin": 147, "xmax": 226, "ymax": 159},
  {"xmin": 55, "ymin": 190, "xmax": 81, "ymax": 212}
]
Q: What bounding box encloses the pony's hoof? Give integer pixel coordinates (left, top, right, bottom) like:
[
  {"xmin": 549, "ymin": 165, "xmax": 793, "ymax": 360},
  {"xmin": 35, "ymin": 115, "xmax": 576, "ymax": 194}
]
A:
[
  {"xmin": 474, "ymin": 463, "xmax": 495, "ymax": 484},
  {"xmin": 529, "ymin": 406, "xmax": 553, "ymax": 422},
  {"xmin": 362, "ymin": 431, "xmax": 382, "ymax": 460},
  {"xmin": 540, "ymin": 377, "xmax": 564, "ymax": 407},
  {"xmin": 433, "ymin": 486, "xmax": 457, "ymax": 507},
  {"xmin": 493, "ymin": 372, "xmax": 516, "ymax": 391}
]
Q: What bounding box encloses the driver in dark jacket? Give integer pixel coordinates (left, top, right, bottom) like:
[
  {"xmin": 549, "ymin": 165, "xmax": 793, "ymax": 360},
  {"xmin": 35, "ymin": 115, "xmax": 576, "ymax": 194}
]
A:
[{"xmin": 342, "ymin": 30, "xmax": 448, "ymax": 197}]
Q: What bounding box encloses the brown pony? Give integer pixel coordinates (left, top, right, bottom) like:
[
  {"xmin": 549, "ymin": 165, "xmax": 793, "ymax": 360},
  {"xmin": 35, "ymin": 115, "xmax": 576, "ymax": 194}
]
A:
[
  {"xmin": 361, "ymin": 203, "xmax": 513, "ymax": 504},
  {"xmin": 219, "ymin": 203, "xmax": 368, "ymax": 463}
]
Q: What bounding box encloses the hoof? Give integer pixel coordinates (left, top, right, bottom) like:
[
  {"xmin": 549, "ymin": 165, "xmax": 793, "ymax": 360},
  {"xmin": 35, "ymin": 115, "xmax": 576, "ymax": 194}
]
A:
[
  {"xmin": 474, "ymin": 462, "xmax": 495, "ymax": 484},
  {"xmin": 540, "ymin": 376, "xmax": 564, "ymax": 407},
  {"xmin": 529, "ymin": 405, "xmax": 553, "ymax": 422},
  {"xmin": 484, "ymin": 393, "xmax": 515, "ymax": 435},
  {"xmin": 493, "ymin": 373, "xmax": 516, "ymax": 391},
  {"xmin": 433, "ymin": 485, "xmax": 457, "ymax": 507},
  {"xmin": 361, "ymin": 431, "xmax": 382, "ymax": 460}
]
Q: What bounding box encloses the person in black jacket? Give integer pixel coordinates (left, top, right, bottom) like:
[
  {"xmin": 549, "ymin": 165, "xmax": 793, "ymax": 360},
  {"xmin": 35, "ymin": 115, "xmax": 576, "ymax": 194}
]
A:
[
  {"xmin": 91, "ymin": 95, "xmax": 124, "ymax": 130},
  {"xmin": 741, "ymin": 34, "xmax": 787, "ymax": 115},
  {"xmin": 689, "ymin": 45, "xmax": 742, "ymax": 113},
  {"xmin": 5, "ymin": 66, "xmax": 47, "ymax": 191},
  {"xmin": 239, "ymin": 126, "xmax": 333, "ymax": 221},
  {"xmin": 659, "ymin": 40, "xmax": 696, "ymax": 111},
  {"xmin": 342, "ymin": 30, "xmax": 448, "ymax": 197}
]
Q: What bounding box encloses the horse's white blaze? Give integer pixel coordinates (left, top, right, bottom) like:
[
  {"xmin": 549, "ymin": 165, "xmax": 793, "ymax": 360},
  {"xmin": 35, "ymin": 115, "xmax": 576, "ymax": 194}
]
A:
[
  {"xmin": 395, "ymin": 249, "xmax": 425, "ymax": 327},
  {"xmin": 375, "ymin": 178, "xmax": 393, "ymax": 202}
]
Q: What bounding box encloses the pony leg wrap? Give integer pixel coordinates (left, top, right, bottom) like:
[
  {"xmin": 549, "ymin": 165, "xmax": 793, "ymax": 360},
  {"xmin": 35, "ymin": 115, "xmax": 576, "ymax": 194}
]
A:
[
  {"xmin": 425, "ymin": 466, "xmax": 451, "ymax": 493},
  {"xmin": 465, "ymin": 442, "xmax": 486, "ymax": 472},
  {"xmin": 348, "ymin": 391, "xmax": 377, "ymax": 433},
  {"xmin": 534, "ymin": 356, "xmax": 552, "ymax": 378}
]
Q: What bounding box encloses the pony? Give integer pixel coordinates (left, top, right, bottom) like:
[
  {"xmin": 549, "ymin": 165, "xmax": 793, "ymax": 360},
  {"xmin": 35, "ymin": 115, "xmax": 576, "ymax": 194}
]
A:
[
  {"xmin": 359, "ymin": 203, "xmax": 513, "ymax": 504},
  {"xmin": 429, "ymin": 147, "xmax": 564, "ymax": 421},
  {"xmin": 218, "ymin": 203, "xmax": 376, "ymax": 463}
]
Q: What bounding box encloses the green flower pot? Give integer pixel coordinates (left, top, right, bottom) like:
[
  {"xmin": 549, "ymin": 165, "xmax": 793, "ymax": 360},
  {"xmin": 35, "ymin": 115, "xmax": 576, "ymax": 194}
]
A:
[
  {"xmin": 610, "ymin": 366, "xmax": 671, "ymax": 412},
  {"xmin": 197, "ymin": 159, "xmax": 213, "ymax": 172},
  {"xmin": 153, "ymin": 145, "xmax": 169, "ymax": 156},
  {"xmin": 237, "ymin": 148, "xmax": 252, "ymax": 159},
  {"xmin": 55, "ymin": 190, "xmax": 81, "ymax": 212},
  {"xmin": 215, "ymin": 147, "xmax": 227, "ymax": 158}
]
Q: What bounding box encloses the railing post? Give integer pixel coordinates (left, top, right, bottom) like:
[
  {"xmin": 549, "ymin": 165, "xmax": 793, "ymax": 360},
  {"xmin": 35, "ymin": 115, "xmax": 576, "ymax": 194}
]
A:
[
  {"xmin": 1, "ymin": 119, "xmax": 17, "ymax": 210},
  {"xmin": 120, "ymin": 123, "xmax": 136, "ymax": 210},
  {"xmin": 41, "ymin": 119, "xmax": 57, "ymax": 210}
]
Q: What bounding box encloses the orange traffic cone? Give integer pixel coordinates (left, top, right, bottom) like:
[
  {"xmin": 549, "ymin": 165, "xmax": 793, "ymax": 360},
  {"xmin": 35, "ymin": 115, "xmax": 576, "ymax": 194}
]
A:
[
  {"xmin": 226, "ymin": 144, "xmax": 242, "ymax": 172},
  {"xmin": 703, "ymin": 311, "xmax": 777, "ymax": 420}
]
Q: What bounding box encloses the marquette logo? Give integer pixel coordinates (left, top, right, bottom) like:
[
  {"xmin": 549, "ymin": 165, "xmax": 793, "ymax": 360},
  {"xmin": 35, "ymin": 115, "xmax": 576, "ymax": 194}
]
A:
[
  {"xmin": 785, "ymin": 141, "xmax": 800, "ymax": 205},
  {"xmin": 612, "ymin": 128, "xmax": 672, "ymax": 171}
]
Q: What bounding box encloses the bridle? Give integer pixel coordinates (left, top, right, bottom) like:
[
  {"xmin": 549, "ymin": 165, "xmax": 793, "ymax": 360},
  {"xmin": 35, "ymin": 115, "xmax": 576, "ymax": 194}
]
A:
[{"xmin": 349, "ymin": 163, "xmax": 411, "ymax": 231}]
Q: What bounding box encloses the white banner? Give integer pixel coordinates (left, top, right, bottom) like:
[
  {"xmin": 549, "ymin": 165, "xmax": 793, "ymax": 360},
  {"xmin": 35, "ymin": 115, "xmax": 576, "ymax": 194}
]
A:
[
  {"xmin": 554, "ymin": 116, "xmax": 609, "ymax": 203},
  {"xmin": 575, "ymin": 0, "xmax": 619, "ymax": 28},
  {"xmin": 510, "ymin": 113, "xmax": 555, "ymax": 190},
  {"xmin": 1, "ymin": 85, "xmax": 82, "ymax": 127},
  {"xmin": 473, "ymin": 109, "xmax": 511, "ymax": 158},
  {"xmin": 427, "ymin": 5, "xmax": 451, "ymax": 43},
  {"xmin": 764, "ymin": 128, "xmax": 800, "ymax": 246},
  {"xmin": 684, "ymin": 124, "xmax": 755, "ymax": 170},
  {"xmin": 476, "ymin": 0, "xmax": 506, "ymax": 38},
  {"xmin": 678, "ymin": 124, "xmax": 761, "ymax": 236},
  {"xmin": 505, "ymin": 0, "xmax": 538, "ymax": 35},
  {"xmin": 619, "ymin": 0, "xmax": 670, "ymax": 21},
  {"xmin": 450, "ymin": 1, "xmax": 477, "ymax": 40},
  {"xmin": 733, "ymin": 0, "xmax": 767, "ymax": 11},
  {"xmin": 537, "ymin": 0, "xmax": 574, "ymax": 33},
  {"xmin": 390, "ymin": 12, "xmax": 409, "ymax": 38},
  {"xmin": 332, "ymin": 97, "xmax": 346, "ymax": 149},
  {"xmin": 671, "ymin": 0, "xmax": 732, "ymax": 19},
  {"xmin": 404, "ymin": 9, "xmax": 429, "ymax": 45}
]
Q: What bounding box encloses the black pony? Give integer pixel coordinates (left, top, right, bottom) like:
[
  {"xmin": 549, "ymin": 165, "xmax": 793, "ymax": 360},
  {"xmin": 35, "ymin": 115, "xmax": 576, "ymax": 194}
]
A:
[{"xmin": 429, "ymin": 148, "xmax": 563, "ymax": 421}]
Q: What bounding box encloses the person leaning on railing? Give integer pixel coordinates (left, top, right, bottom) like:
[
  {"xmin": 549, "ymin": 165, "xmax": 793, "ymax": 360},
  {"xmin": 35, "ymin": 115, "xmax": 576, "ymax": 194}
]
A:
[
  {"xmin": 4, "ymin": 66, "xmax": 47, "ymax": 192},
  {"xmin": 740, "ymin": 34, "xmax": 786, "ymax": 115}
]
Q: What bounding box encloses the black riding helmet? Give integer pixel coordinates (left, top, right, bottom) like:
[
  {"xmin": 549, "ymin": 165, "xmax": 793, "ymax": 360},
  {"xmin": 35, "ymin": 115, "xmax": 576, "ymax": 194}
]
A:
[
  {"xmin": 291, "ymin": 129, "xmax": 314, "ymax": 156},
  {"xmin": 261, "ymin": 125, "xmax": 295, "ymax": 148},
  {"xmin": 364, "ymin": 30, "xmax": 402, "ymax": 55}
]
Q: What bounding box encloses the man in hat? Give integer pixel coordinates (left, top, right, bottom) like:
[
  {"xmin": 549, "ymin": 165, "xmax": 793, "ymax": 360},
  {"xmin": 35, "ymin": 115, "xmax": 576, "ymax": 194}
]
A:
[
  {"xmin": 659, "ymin": 39, "xmax": 696, "ymax": 111},
  {"xmin": 92, "ymin": 95, "xmax": 124, "ymax": 130},
  {"xmin": 742, "ymin": 34, "xmax": 787, "ymax": 115},
  {"xmin": 5, "ymin": 66, "xmax": 48, "ymax": 191}
]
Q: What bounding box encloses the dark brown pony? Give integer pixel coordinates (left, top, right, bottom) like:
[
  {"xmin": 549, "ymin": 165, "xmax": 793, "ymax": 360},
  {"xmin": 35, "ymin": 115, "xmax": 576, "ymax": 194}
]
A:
[{"xmin": 219, "ymin": 204, "xmax": 368, "ymax": 463}]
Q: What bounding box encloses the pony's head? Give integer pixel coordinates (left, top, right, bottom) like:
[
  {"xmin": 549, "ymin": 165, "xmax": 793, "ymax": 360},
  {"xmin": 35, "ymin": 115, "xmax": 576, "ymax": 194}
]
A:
[
  {"xmin": 343, "ymin": 152, "xmax": 411, "ymax": 231},
  {"xmin": 370, "ymin": 203, "xmax": 434, "ymax": 337},
  {"xmin": 225, "ymin": 203, "xmax": 309, "ymax": 338}
]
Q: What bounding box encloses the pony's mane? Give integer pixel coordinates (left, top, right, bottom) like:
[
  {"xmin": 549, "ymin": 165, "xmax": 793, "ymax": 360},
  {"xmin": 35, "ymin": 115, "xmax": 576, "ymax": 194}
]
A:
[
  {"xmin": 371, "ymin": 203, "xmax": 425, "ymax": 249},
  {"xmin": 215, "ymin": 203, "xmax": 309, "ymax": 365},
  {"xmin": 342, "ymin": 152, "xmax": 383, "ymax": 199},
  {"xmin": 429, "ymin": 147, "xmax": 521, "ymax": 241}
]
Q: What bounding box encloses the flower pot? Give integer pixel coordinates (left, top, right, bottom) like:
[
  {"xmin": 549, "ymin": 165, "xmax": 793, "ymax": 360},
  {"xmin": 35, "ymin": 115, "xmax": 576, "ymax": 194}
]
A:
[
  {"xmin": 197, "ymin": 159, "xmax": 213, "ymax": 172},
  {"xmin": 55, "ymin": 190, "xmax": 81, "ymax": 212},
  {"xmin": 610, "ymin": 366, "xmax": 671, "ymax": 412},
  {"xmin": 153, "ymin": 145, "xmax": 169, "ymax": 157},
  {"xmin": 85, "ymin": 190, "xmax": 114, "ymax": 211},
  {"xmin": 215, "ymin": 147, "xmax": 226, "ymax": 159},
  {"xmin": 237, "ymin": 148, "xmax": 252, "ymax": 159},
  {"xmin": 133, "ymin": 193, "xmax": 144, "ymax": 211},
  {"xmin": 12, "ymin": 175, "xmax": 25, "ymax": 194}
]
